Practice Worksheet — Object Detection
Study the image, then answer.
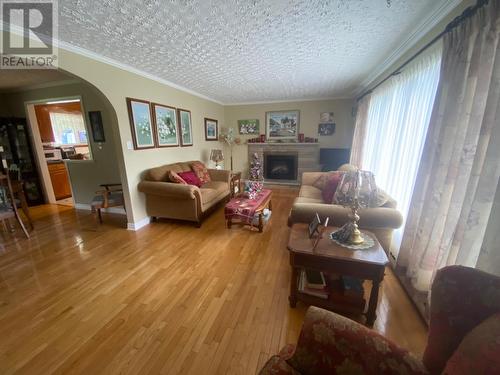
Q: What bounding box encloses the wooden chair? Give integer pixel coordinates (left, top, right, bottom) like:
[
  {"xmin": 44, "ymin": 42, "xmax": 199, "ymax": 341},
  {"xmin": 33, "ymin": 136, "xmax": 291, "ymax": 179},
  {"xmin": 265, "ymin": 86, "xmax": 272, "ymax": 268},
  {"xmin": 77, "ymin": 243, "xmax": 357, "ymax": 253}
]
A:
[
  {"xmin": 0, "ymin": 170, "xmax": 30, "ymax": 239},
  {"xmin": 10, "ymin": 179, "xmax": 34, "ymax": 230},
  {"xmin": 91, "ymin": 183, "xmax": 125, "ymax": 224}
]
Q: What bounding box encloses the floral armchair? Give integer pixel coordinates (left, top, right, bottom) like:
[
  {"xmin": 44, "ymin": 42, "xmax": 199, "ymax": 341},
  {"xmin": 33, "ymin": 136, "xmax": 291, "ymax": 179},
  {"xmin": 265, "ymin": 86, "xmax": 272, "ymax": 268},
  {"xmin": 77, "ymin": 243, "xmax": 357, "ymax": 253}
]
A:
[{"xmin": 259, "ymin": 266, "xmax": 500, "ymax": 375}]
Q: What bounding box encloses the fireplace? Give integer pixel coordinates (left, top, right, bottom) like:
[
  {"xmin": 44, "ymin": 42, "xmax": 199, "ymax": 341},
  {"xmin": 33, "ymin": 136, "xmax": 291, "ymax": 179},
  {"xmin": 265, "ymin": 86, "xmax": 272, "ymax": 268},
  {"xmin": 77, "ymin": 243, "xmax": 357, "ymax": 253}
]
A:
[{"xmin": 264, "ymin": 153, "xmax": 298, "ymax": 181}]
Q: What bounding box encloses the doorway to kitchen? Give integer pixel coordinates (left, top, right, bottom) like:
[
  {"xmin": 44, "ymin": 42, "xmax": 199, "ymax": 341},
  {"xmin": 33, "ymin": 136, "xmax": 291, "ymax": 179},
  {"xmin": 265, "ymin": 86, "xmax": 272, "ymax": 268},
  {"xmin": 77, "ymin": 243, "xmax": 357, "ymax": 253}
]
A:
[{"xmin": 27, "ymin": 98, "xmax": 92, "ymax": 207}]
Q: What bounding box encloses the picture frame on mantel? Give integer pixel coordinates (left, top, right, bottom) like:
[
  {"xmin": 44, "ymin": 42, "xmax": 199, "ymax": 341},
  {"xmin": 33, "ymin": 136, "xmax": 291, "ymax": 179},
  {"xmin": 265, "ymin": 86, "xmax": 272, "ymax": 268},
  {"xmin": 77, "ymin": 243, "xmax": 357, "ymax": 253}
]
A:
[
  {"xmin": 177, "ymin": 108, "xmax": 193, "ymax": 147},
  {"xmin": 265, "ymin": 110, "xmax": 300, "ymax": 141},
  {"xmin": 204, "ymin": 118, "xmax": 218, "ymax": 141},
  {"xmin": 126, "ymin": 97, "xmax": 155, "ymax": 150}
]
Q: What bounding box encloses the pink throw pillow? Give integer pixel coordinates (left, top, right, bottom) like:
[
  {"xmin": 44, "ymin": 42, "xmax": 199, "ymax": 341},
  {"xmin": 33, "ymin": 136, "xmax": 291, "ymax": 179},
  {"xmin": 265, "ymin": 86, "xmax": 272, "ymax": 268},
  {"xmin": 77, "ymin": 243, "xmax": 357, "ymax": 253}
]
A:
[
  {"xmin": 321, "ymin": 173, "xmax": 343, "ymax": 203},
  {"xmin": 168, "ymin": 170, "xmax": 187, "ymax": 185},
  {"xmin": 178, "ymin": 171, "xmax": 202, "ymax": 187}
]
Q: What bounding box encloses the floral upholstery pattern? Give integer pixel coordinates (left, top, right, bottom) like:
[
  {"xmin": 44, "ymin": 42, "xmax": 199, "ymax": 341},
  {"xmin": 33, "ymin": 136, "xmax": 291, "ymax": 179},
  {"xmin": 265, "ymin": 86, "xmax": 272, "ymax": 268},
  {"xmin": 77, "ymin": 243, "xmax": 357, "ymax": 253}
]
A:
[
  {"xmin": 260, "ymin": 307, "xmax": 426, "ymax": 375},
  {"xmin": 260, "ymin": 266, "xmax": 500, "ymax": 375},
  {"xmin": 191, "ymin": 161, "xmax": 211, "ymax": 184},
  {"xmin": 423, "ymin": 266, "xmax": 500, "ymax": 374}
]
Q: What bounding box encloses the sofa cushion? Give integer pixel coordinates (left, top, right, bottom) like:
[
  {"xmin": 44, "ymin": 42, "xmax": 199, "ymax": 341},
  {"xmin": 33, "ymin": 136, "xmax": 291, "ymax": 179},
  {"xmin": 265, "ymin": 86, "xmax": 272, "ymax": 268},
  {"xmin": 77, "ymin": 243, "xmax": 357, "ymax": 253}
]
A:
[
  {"xmin": 178, "ymin": 171, "xmax": 202, "ymax": 187},
  {"xmin": 191, "ymin": 161, "xmax": 211, "ymax": 184},
  {"xmin": 202, "ymin": 181, "xmax": 229, "ymax": 195},
  {"xmin": 443, "ymin": 313, "xmax": 500, "ymax": 375},
  {"xmin": 298, "ymin": 185, "xmax": 323, "ymax": 203},
  {"xmin": 168, "ymin": 170, "xmax": 187, "ymax": 185}
]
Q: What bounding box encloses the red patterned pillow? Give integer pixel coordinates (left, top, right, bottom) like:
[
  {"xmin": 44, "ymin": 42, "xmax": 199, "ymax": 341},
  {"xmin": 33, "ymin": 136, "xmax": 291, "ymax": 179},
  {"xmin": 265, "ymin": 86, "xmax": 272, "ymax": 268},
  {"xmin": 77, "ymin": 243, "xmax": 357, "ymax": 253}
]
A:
[
  {"xmin": 178, "ymin": 171, "xmax": 202, "ymax": 187},
  {"xmin": 168, "ymin": 170, "xmax": 187, "ymax": 185},
  {"xmin": 443, "ymin": 313, "xmax": 500, "ymax": 375},
  {"xmin": 321, "ymin": 172, "xmax": 343, "ymax": 203},
  {"xmin": 191, "ymin": 161, "xmax": 211, "ymax": 184}
]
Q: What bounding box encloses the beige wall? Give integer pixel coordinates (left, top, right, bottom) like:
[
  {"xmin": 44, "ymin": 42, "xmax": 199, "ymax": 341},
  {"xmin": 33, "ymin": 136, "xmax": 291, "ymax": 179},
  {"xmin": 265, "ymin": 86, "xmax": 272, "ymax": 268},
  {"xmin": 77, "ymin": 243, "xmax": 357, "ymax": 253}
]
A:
[
  {"xmin": 224, "ymin": 99, "xmax": 355, "ymax": 175},
  {"xmin": 57, "ymin": 48, "xmax": 225, "ymax": 225},
  {"xmin": 0, "ymin": 82, "xmax": 123, "ymax": 206}
]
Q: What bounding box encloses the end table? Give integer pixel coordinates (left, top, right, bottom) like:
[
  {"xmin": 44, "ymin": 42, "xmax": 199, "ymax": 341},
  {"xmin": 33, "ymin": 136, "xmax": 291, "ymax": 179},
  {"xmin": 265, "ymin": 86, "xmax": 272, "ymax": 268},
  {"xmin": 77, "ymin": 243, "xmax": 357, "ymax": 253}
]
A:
[{"xmin": 287, "ymin": 223, "xmax": 388, "ymax": 326}]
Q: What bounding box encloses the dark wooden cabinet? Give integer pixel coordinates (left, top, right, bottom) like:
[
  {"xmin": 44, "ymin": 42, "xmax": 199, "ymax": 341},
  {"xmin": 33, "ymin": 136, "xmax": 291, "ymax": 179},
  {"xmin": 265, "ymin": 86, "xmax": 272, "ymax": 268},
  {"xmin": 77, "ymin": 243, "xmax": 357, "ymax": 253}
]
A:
[{"xmin": 47, "ymin": 162, "xmax": 72, "ymax": 200}]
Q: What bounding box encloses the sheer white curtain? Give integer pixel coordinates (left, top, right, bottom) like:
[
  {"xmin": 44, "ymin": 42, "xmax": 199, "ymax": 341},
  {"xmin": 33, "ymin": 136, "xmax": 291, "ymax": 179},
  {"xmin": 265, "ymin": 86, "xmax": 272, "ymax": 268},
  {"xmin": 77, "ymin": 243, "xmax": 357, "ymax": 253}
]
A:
[{"xmin": 359, "ymin": 44, "xmax": 442, "ymax": 256}]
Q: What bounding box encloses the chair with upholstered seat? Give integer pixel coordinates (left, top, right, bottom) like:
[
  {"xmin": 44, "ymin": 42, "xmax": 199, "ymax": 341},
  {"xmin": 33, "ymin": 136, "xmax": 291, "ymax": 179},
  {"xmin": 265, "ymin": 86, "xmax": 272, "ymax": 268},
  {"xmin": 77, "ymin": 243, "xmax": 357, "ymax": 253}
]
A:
[
  {"xmin": 91, "ymin": 183, "xmax": 125, "ymax": 224},
  {"xmin": 259, "ymin": 265, "xmax": 500, "ymax": 375}
]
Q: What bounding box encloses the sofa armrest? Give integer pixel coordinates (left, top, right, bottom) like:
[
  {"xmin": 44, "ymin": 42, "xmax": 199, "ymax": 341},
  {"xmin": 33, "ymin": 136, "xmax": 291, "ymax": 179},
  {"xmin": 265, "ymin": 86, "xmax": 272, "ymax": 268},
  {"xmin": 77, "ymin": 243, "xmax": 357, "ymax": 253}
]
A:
[
  {"xmin": 288, "ymin": 202, "xmax": 403, "ymax": 229},
  {"xmin": 208, "ymin": 169, "xmax": 231, "ymax": 184},
  {"xmin": 287, "ymin": 307, "xmax": 427, "ymax": 375},
  {"xmin": 423, "ymin": 266, "xmax": 500, "ymax": 374},
  {"xmin": 138, "ymin": 181, "xmax": 199, "ymax": 199}
]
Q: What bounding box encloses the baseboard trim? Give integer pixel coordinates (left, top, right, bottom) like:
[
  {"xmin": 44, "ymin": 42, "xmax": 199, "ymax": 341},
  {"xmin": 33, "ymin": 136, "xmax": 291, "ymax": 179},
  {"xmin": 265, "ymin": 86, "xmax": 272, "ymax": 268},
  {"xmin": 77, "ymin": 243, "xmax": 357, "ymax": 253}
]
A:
[
  {"xmin": 74, "ymin": 203, "xmax": 127, "ymax": 216},
  {"xmin": 127, "ymin": 217, "xmax": 151, "ymax": 231}
]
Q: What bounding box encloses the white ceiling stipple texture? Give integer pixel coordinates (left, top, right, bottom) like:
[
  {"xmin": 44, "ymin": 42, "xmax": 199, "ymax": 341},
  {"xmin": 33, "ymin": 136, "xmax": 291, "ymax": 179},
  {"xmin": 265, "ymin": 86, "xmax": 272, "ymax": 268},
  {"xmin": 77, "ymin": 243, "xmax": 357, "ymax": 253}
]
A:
[{"xmin": 59, "ymin": 0, "xmax": 451, "ymax": 104}]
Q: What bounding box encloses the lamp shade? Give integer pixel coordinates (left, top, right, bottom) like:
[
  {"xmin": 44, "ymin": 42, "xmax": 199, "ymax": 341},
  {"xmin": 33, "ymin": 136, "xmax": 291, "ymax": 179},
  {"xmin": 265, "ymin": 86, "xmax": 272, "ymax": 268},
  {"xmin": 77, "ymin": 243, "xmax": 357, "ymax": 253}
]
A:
[
  {"xmin": 334, "ymin": 170, "xmax": 377, "ymax": 208},
  {"xmin": 210, "ymin": 149, "xmax": 224, "ymax": 163}
]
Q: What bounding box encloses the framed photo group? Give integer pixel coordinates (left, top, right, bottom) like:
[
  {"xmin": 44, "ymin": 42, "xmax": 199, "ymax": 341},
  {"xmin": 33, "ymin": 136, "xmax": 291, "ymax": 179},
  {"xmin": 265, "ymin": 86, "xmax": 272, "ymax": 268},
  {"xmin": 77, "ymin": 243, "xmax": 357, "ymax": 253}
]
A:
[{"xmin": 126, "ymin": 97, "xmax": 195, "ymax": 149}]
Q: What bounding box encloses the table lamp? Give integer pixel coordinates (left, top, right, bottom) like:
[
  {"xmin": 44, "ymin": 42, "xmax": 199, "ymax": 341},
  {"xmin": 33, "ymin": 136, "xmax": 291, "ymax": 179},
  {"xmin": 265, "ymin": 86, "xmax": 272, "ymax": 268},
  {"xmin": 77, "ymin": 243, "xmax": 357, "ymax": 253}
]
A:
[
  {"xmin": 210, "ymin": 149, "xmax": 224, "ymax": 169},
  {"xmin": 331, "ymin": 169, "xmax": 377, "ymax": 245}
]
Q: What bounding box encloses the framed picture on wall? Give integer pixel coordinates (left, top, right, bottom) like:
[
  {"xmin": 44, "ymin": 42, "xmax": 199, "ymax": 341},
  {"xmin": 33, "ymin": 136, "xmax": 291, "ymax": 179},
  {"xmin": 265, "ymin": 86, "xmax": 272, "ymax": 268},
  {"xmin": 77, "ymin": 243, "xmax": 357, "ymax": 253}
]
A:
[
  {"xmin": 204, "ymin": 118, "xmax": 218, "ymax": 141},
  {"xmin": 238, "ymin": 119, "xmax": 259, "ymax": 134},
  {"xmin": 152, "ymin": 103, "xmax": 179, "ymax": 147},
  {"xmin": 177, "ymin": 108, "xmax": 193, "ymax": 146},
  {"xmin": 318, "ymin": 123, "xmax": 335, "ymax": 136},
  {"xmin": 126, "ymin": 98, "xmax": 155, "ymax": 149},
  {"xmin": 265, "ymin": 110, "xmax": 300, "ymax": 141},
  {"xmin": 88, "ymin": 110, "xmax": 105, "ymax": 142}
]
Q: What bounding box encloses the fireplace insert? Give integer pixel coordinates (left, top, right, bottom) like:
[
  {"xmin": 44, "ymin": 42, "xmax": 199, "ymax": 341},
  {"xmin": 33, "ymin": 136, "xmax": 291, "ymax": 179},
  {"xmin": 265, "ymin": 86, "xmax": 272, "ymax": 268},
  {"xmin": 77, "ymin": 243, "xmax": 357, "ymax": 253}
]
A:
[{"xmin": 264, "ymin": 153, "xmax": 298, "ymax": 181}]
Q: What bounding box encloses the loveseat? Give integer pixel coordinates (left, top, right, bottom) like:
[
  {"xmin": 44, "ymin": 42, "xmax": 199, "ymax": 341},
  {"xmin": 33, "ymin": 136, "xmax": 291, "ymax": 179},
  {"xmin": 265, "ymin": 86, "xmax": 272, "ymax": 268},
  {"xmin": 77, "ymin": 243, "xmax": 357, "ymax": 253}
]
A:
[
  {"xmin": 138, "ymin": 161, "xmax": 230, "ymax": 226},
  {"xmin": 288, "ymin": 168, "xmax": 403, "ymax": 252}
]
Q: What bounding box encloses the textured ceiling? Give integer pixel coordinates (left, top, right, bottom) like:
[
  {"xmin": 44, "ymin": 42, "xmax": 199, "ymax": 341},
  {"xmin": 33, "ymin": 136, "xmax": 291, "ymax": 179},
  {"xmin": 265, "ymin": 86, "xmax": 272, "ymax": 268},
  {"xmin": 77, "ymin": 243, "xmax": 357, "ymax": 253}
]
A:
[{"xmin": 59, "ymin": 0, "xmax": 450, "ymax": 103}]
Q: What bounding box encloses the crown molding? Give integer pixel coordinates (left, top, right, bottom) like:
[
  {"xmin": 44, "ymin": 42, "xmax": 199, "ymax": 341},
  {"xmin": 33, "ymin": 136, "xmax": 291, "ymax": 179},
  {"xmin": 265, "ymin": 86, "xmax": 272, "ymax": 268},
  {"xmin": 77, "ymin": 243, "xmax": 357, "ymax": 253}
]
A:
[
  {"xmin": 1, "ymin": 23, "xmax": 225, "ymax": 105},
  {"xmin": 57, "ymin": 40, "xmax": 226, "ymax": 106},
  {"xmin": 351, "ymin": 0, "xmax": 463, "ymax": 98},
  {"xmin": 225, "ymin": 96, "xmax": 354, "ymax": 106}
]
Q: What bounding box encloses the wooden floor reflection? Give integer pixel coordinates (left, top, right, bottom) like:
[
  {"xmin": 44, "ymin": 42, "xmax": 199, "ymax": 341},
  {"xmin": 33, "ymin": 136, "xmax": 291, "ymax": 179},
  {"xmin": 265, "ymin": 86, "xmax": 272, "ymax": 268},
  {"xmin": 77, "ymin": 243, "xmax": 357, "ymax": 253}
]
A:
[{"xmin": 0, "ymin": 188, "xmax": 427, "ymax": 374}]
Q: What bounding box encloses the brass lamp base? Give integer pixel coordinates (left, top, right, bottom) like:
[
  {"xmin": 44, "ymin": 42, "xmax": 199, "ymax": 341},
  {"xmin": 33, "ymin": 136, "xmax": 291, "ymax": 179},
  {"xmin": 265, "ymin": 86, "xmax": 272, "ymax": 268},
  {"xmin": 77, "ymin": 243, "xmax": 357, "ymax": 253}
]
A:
[
  {"xmin": 348, "ymin": 226, "xmax": 364, "ymax": 245},
  {"xmin": 330, "ymin": 206, "xmax": 365, "ymax": 245}
]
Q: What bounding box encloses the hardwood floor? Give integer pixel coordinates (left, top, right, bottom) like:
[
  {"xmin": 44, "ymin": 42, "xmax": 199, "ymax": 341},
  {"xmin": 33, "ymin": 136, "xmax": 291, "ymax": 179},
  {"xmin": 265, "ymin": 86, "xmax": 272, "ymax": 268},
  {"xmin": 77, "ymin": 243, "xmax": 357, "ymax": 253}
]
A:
[{"xmin": 0, "ymin": 188, "xmax": 427, "ymax": 374}]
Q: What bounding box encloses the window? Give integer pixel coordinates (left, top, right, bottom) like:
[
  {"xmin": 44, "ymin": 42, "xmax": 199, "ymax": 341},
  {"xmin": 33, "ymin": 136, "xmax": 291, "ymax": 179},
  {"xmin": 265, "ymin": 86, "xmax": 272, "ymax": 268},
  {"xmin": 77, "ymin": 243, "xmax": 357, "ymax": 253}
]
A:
[
  {"xmin": 49, "ymin": 112, "xmax": 88, "ymax": 145},
  {"xmin": 360, "ymin": 44, "xmax": 442, "ymax": 255}
]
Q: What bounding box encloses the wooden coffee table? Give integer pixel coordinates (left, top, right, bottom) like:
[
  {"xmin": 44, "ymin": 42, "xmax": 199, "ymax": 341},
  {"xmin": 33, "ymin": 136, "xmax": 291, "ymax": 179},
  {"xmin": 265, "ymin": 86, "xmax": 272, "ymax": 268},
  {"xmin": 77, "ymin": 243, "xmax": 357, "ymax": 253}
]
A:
[
  {"xmin": 287, "ymin": 223, "xmax": 388, "ymax": 326},
  {"xmin": 225, "ymin": 189, "xmax": 272, "ymax": 232}
]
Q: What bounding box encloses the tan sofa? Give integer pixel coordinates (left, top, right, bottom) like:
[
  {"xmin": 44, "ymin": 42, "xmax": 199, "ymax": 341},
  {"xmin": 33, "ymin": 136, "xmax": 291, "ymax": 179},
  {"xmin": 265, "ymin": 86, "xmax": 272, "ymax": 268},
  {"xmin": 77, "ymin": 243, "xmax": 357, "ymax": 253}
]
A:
[
  {"xmin": 138, "ymin": 161, "xmax": 231, "ymax": 226},
  {"xmin": 288, "ymin": 171, "xmax": 403, "ymax": 253}
]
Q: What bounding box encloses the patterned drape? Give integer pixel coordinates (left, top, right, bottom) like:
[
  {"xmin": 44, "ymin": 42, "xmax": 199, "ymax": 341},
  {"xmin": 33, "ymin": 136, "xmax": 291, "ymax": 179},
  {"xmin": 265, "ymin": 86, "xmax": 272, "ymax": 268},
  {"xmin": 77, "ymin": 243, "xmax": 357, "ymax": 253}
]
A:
[
  {"xmin": 397, "ymin": 0, "xmax": 500, "ymax": 292},
  {"xmin": 349, "ymin": 94, "xmax": 371, "ymax": 168}
]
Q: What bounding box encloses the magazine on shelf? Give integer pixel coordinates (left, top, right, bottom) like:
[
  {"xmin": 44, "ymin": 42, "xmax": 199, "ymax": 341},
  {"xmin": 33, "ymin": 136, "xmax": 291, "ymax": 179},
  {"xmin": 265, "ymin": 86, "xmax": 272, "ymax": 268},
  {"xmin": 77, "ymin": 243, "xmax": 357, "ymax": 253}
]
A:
[{"xmin": 299, "ymin": 270, "xmax": 328, "ymax": 299}]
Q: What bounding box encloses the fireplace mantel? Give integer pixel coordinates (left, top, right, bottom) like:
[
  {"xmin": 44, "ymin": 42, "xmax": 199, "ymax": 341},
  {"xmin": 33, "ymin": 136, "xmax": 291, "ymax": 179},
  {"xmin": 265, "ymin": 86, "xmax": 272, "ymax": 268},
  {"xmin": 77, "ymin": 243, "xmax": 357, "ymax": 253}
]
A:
[{"xmin": 248, "ymin": 143, "xmax": 320, "ymax": 185}]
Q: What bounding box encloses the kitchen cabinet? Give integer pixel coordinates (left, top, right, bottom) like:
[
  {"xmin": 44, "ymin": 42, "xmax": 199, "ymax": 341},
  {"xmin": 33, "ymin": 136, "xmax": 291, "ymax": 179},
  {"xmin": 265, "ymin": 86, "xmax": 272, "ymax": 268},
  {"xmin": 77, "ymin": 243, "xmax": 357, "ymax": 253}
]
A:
[{"xmin": 48, "ymin": 162, "xmax": 72, "ymax": 200}]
